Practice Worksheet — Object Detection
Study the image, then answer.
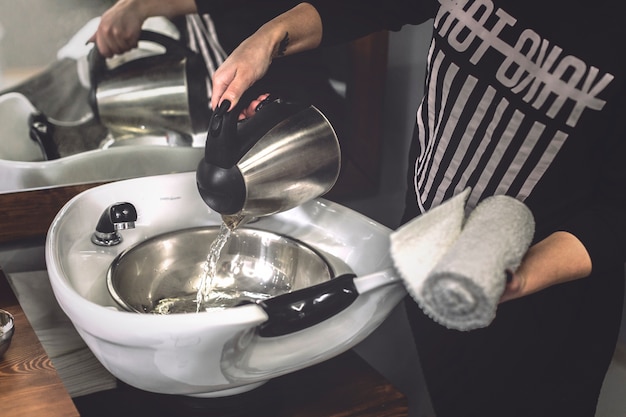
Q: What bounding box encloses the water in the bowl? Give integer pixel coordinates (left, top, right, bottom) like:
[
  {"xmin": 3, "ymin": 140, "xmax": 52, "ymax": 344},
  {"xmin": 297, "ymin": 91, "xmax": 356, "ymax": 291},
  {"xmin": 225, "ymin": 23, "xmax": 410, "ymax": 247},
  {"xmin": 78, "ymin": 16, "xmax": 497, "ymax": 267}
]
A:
[
  {"xmin": 151, "ymin": 295, "xmax": 200, "ymax": 314},
  {"xmin": 151, "ymin": 216, "xmax": 265, "ymax": 314},
  {"xmin": 150, "ymin": 285, "xmax": 279, "ymax": 314}
]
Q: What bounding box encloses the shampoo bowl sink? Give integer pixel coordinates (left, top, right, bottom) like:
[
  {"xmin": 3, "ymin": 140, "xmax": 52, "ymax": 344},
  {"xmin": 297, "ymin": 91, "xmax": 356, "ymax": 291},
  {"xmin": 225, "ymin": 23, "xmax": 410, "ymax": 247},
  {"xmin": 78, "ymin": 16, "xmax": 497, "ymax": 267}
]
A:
[
  {"xmin": 45, "ymin": 171, "xmax": 406, "ymax": 397},
  {"xmin": 0, "ymin": 92, "xmax": 204, "ymax": 193}
]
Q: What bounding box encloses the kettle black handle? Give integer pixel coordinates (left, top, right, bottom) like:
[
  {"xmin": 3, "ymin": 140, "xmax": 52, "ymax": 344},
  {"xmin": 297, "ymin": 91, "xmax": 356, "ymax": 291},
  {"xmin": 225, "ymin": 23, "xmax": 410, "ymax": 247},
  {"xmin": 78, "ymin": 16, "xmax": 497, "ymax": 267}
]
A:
[
  {"xmin": 204, "ymin": 95, "xmax": 308, "ymax": 169},
  {"xmin": 88, "ymin": 30, "xmax": 198, "ymax": 92},
  {"xmin": 135, "ymin": 30, "xmax": 199, "ymax": 58},
  {"xmin": 203, "ymin": 99, "xmax": 242, "ymax": 169},
  {"xmin": 255, "ymin": 273, "xmax": 359, "ymax": 337},
  {"xmin": 87, "ymin": 45, "xmax": 106, "ymax": 96},
  {"xmin": 28, "ymin": 111, "xmax": 60, "ymax": 160}
]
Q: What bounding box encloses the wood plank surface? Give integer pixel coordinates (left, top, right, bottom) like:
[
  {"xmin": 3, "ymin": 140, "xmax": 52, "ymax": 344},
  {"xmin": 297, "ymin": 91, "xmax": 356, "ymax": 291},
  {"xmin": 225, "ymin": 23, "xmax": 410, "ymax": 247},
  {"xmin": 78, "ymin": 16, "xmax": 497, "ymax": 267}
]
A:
[
  {"xmin": 0, "ymin": 268, "xmax": 79, "ymax": 417},
  {"xmin": 0, "ymin": 182, "xmax": 105, "ymax": 244}
]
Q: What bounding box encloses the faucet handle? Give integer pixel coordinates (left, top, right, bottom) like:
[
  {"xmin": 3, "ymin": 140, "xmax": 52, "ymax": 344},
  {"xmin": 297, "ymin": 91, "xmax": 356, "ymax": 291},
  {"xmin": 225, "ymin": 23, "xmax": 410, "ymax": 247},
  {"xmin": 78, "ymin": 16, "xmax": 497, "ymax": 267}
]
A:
[{"xmin": 92, "ymin": 202, "xmax": 137, "ymax": 246}]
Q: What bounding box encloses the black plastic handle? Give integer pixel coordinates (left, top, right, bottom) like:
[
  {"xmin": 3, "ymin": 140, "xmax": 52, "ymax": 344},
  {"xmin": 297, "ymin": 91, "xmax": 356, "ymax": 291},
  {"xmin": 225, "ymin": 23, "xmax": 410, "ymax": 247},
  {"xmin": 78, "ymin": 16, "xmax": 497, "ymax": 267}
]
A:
[
  {"xmin": 256, "ymin": 273, "xmax": 359, "ymax": 337},
  {"xmin": 95, "ymin": 202, "xmax": 138, "ymax": 234},
  {"xmin": 89, "ymin": 30, "xmax": 198, "ymax": 86},
  {"xmin": 135, "ymin": 30, "xmax": 199, "ymax": 58},
  {"xmin": 28, "ymin": 112, "xmax": 60, "ymax": 160},
  {"xmin": 203, "ymin": 95, "xmax": 307, "ymax": 169}
]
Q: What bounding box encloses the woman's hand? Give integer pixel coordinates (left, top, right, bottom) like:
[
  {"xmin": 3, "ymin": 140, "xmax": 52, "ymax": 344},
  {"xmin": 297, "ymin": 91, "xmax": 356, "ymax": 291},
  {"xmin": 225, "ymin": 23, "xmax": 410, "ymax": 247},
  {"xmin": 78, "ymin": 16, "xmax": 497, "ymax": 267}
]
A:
[
  {"xmin": 210, "ymin": 34, "xmax": 277, "ymax": 112},
  {"xmin": 89, "ymin": 0, "xmax": 147, "ymax": 57},
  {"xmin": 499, "ymin": 269, "xmax": 528, "ymax": 303},
  {"xmin": 88, "ymin": 0, "xmax": 197, "ymax": 57}
]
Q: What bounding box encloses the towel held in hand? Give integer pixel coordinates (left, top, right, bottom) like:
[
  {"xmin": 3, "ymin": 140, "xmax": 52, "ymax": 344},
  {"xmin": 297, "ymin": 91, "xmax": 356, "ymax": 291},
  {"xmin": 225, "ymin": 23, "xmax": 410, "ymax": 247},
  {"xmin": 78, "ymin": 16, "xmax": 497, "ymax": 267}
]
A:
[{"xmin": 391, "ymin": 189, "xmax": 535, "ymax": 331}]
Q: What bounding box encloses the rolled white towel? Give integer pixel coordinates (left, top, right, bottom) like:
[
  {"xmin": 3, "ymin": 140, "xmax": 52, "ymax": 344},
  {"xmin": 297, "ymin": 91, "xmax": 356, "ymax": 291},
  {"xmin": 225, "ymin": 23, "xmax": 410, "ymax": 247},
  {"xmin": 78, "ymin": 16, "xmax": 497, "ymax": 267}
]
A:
[
  {"xmin": 418, "ymin": 195, "xmax": 534, "ymax": 330},
  {"xmin": 390, "ymin": 189, "xmax": 470, "ymax": 306}
]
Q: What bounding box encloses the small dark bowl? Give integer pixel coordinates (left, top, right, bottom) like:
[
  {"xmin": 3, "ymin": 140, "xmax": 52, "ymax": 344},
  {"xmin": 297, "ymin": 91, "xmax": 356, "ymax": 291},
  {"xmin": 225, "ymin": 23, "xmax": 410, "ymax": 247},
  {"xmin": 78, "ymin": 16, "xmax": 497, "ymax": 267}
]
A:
[{"xmin": 0, "ymin": 309, "xmax": 15, "ymax": 358}]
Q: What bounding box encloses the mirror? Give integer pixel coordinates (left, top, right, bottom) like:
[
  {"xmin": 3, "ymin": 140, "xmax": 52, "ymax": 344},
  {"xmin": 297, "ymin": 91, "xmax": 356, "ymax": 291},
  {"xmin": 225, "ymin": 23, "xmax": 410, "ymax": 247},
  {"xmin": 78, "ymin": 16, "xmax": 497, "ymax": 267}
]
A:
[{"xmin": 0, "ymin": 2, "xmax": 388, "ymax": 242}]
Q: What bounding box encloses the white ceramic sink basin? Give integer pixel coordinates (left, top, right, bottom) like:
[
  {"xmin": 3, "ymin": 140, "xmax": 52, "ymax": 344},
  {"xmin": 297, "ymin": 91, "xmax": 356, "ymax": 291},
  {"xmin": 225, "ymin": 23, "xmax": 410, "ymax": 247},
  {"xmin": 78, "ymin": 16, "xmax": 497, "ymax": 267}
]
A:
[
  {"xmin": 0, "ymin": 92, "xmax": 205, "ymax": 193},
  {"xmin": 45, "ymin": 171, "xmax": 406, "ymax": 397},
  {"xmin": 0, "ymin": 145, "xmax": 204, "ymax": 193}
]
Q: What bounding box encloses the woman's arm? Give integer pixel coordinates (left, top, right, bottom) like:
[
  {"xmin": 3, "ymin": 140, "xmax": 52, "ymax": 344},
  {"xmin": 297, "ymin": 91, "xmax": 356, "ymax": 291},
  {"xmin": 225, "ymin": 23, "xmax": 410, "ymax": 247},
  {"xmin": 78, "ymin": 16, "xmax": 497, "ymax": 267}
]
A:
[
  {"xmin": 501, "ymin": 231, "xmax": 593, "ymax": 303},
  {"xmin": 209, "ymin": 0, "xmax": 436, "ymax": 109},
  {"xmin": 210, "ymin": 3, "xmax": 323, "ymax": 111}
]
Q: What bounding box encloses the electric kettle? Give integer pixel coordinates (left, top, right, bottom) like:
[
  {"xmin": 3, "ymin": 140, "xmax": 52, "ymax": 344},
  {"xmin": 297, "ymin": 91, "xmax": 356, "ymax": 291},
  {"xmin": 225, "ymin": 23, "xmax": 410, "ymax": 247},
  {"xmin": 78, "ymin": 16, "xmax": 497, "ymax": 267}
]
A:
[
  {"xmin": 196, "ymin": 96, "xmax": 341, "ymax": 222},
  {"xmin": 88, "ymin": 30, "xmax": 210, "ymax": 137}
]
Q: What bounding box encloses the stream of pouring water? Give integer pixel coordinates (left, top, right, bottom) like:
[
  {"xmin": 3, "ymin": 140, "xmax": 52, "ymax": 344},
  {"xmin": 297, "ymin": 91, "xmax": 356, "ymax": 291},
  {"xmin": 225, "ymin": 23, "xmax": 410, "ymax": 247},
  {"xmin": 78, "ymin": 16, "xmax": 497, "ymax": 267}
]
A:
[
  {"xmin": 195, "ymin": 221, "xmax": 233, "ymax": 312},
  {"xmin": 194, "ymin": 214, "xmax": 250, "ymax": 313}
]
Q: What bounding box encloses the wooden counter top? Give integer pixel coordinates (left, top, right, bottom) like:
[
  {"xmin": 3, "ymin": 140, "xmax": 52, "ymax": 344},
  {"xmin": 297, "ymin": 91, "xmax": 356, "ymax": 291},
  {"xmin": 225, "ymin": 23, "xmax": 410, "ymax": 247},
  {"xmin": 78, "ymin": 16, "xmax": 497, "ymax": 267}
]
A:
[
  {"xmin": 1, "ymin": 266, "xmax": 408, "ymax": 417},
  {"xmin": 0, "ymin": 267, "xmax": 79, "ymax": 417}
]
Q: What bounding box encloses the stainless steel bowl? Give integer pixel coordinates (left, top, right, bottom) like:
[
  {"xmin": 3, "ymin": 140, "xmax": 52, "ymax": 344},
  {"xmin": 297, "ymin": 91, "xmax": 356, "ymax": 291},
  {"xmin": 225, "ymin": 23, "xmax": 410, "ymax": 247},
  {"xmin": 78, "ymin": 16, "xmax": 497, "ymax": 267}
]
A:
[
  {"xmin": 0, "ymin": 309, "xmax": 15, "ymax": 358},
  {"xmin": 107, "ymin": 227, "xmax": 349, "ymax": 314}
]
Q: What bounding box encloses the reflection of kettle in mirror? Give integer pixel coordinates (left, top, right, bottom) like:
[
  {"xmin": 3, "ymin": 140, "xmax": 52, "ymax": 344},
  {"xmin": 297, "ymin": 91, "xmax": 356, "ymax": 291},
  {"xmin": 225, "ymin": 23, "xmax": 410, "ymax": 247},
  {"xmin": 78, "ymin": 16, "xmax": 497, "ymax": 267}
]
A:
[
  {"xmin": 88, "ymin": 30, "xmax": 210, "ymax": 138},
  {"xmin": 196, "ymin": 96, "xmax": 341, "ymax": 222}
]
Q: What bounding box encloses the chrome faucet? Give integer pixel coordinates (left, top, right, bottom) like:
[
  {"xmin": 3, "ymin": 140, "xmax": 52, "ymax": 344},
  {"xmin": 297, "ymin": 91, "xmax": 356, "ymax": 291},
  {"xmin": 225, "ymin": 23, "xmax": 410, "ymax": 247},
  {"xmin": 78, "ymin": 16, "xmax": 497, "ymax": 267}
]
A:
[{"xmin": 91, "ymin": 202, "xmax": 138, "ymax": 246}]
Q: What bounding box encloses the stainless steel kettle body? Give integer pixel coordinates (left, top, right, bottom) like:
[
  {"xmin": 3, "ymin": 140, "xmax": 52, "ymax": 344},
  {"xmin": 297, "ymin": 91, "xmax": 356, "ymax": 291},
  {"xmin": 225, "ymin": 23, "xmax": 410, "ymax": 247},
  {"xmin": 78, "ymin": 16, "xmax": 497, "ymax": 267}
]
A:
[
  {"xmin": 88, "ymin": 31, "xmax": 210, "ymax": 137},
  {"xmin": 196, "ymin": 97, "xmax": 341, "ymax": 219}
]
